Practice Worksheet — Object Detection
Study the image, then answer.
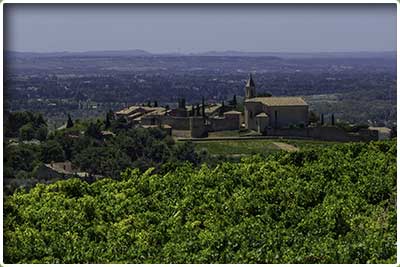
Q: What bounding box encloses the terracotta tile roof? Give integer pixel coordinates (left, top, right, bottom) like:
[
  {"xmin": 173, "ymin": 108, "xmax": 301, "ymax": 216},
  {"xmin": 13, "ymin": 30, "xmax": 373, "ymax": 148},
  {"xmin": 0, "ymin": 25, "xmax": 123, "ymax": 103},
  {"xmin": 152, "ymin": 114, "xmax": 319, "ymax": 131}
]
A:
[
  {"xmin": 245, "ymin": 97, "xmax": 308, "ymax": 106},
  {"xmin": 116, "ymin": 106, "xmax": 166, "ymax": 116},
  {"xmin": 44, "ymin": 161, "xmax": 89, "ymax": 178},
  {"xmin": 205, "ymin": 104, "xmax": 222, "ymax": 114}
]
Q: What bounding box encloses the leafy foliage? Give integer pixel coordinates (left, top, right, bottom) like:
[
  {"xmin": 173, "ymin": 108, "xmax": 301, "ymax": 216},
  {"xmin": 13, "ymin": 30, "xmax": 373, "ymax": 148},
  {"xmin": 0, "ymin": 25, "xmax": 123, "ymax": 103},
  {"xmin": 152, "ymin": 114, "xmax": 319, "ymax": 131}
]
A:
[
  {"xmin": 4, "ymin": 141, "xmax": 396, "ymax": 263},
  {"xmin": 4, "ymin": 111, "xmax": 209, "ymax": 193},
  {"xmin": 4, "ymin": 111, "xmax": 47, "ymax": 139}
]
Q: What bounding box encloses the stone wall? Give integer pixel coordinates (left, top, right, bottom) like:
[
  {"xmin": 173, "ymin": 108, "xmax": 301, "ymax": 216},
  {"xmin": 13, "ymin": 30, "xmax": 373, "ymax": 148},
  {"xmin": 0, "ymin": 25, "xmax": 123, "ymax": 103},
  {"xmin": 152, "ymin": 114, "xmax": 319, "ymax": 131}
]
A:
[
  {"xmin": 162, "ymin": 116, "xmax": 190, "ymax": 130},
  {"xmin": 141, "ymin": 116, "xmax": 191, "ymax": 130},
  {"xmin": 265, "ymin": 106, "xmax": 308, "ymax": 129},
  {"xmin": 190, "ymin": 117, "xmax": 208, "ymax": 138},
  {"xmin": 266, "ymin": 128, "xmax": 309, "ymax": 138},
  {"xmin": 209, "ymin": 116, "xmax": 240, "ymax": 132},
  {"xmin": 142, "ymin": 114, "xmax": 241, "ymax": 133},
  {"xmin": 265, "ymin": 126, "xmax": 379, "ymax": 142},
  {"xmin": 245, "ymin": 102, "xmax": 308, "ymax": 130}
]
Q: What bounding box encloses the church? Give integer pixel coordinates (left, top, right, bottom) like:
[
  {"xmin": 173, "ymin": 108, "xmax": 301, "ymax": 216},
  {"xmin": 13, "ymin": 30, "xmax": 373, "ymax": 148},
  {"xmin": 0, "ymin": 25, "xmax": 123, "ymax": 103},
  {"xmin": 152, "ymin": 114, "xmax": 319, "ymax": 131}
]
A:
[{"xmin": 244, "ymin": 74, "xmax": 309, "ymax": 133}]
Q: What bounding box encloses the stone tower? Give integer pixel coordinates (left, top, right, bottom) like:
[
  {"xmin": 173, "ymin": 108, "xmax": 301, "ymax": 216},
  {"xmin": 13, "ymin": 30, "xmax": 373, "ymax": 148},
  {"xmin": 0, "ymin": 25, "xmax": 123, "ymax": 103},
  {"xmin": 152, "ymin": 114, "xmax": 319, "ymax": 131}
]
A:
[{"xmin": 245, "ymin": 73, "xmax": 256, "ymax": 99}]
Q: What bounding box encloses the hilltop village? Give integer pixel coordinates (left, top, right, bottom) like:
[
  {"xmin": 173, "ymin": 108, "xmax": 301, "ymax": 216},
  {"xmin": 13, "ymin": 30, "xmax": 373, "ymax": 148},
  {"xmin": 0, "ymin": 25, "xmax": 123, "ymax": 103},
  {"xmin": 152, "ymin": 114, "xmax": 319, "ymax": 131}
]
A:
[{"xmin": 115, "ymin": 74, "xmax": 387, "ymax": 141}]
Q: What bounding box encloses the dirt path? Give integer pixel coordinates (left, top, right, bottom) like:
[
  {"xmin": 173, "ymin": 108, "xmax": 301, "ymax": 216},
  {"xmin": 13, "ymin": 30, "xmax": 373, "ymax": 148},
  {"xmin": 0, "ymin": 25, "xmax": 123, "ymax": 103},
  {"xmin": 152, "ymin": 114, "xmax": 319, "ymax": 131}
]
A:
[{"xmin": 272, "ymin": 142, "xmax": 300, "ymax": 152}]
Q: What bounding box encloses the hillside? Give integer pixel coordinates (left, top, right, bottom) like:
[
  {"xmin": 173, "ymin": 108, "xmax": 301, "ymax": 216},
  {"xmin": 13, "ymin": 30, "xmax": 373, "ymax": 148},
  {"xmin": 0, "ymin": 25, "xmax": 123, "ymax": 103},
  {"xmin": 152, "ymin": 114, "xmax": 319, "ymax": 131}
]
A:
[{"xmin": 3, "ymin": 141, "xmax": 396, "ymax": 264}]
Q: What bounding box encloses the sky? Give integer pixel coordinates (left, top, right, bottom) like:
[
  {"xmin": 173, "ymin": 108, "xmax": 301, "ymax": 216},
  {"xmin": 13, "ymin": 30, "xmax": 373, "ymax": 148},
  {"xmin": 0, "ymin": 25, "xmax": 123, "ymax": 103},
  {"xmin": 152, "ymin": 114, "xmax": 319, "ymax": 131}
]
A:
[{"xmin": 4, "ymin": 4, "xmax": 397, "ymax": 53}]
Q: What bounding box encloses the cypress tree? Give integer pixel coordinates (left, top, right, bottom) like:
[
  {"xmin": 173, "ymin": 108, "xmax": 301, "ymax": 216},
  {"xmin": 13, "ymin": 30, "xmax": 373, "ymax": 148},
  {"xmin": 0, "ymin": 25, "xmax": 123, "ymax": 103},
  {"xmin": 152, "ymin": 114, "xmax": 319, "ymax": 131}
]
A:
[
  {"xmin": 66, "ymin": 114, "xmax": 74, "ymax": 128},
  {"xmin": 105, "ymin": 112, "xmax": 111, "ymax": 129},
  {"xmin": 232, "ymin": 94, "xmax": 237, "ymax": 107},
  {"xmin": 202, "ymin": 97, "xmax": 205, "ymax": 117},
  {"xmin": 191, "ymin": 105, "xmax": 195, "ymax": 116}
]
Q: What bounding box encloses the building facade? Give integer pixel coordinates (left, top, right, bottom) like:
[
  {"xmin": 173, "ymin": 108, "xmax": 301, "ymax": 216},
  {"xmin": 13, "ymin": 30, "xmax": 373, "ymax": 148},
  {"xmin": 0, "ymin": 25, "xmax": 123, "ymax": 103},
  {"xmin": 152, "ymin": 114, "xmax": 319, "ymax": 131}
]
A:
[{"xmin": 244, "ymin": 75, "xmax": 309, "ymax": 133}]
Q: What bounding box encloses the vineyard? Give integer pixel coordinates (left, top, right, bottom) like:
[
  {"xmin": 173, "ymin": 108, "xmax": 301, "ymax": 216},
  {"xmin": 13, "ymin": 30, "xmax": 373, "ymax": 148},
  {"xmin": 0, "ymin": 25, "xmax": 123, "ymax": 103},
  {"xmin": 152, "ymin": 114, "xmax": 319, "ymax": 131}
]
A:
[{"xmin": 3, "ymin": 140, "xmax": 396, "ymax": 263}]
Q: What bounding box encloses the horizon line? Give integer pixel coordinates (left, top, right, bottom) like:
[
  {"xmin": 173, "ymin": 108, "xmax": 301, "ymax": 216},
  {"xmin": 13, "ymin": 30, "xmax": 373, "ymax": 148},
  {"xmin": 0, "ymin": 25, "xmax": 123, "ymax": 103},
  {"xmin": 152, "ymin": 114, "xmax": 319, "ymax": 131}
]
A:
[{"xmin": 5, "ymin": 49, "xmax": 397, "ymax": 55}]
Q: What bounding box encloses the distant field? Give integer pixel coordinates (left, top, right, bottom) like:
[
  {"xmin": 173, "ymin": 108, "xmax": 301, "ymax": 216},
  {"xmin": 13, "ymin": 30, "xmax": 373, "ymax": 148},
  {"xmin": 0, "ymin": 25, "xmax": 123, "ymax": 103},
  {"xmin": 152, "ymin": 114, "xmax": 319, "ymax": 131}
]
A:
[{"xmin": 194, "ymin": 138, "xmax": 340, "ymax": 156}]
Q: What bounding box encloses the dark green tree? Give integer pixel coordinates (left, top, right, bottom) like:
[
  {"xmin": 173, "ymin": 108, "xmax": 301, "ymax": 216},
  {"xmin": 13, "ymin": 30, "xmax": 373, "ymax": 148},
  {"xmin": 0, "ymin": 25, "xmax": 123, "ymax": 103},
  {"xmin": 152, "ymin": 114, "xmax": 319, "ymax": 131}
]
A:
[
  {"xmin": 202, "ymin": 97, "xmax": 206, "ymax": 117},
  {"xmin": 66, "ymin": 114, "xmax": 74, "ymax": 128},
  {"xmin": 105, "ymin": 110, "xmax": 114, "ymax": 129},
  {"xmin": 232, "ymin": 94, "xmax": 237, "ymax": 107},
  {"xmin": 40, "ymin": 140, "xmax": 66, "ymax": 163},
  {"xmin": 309, "ymin": 111, "xmax": 319, "ymax": 124},
  {"xmin": 19, "ymin": 123, "xmax": 35, "ymax": 141},
  {"xmin": 191, "ymin": 105, "xmax": 195, "ymax": 116},
  {"xmin": 35, "ymin": 125, "xmax": 48, "ymax": 141},
  {"xmin": 86, "ymin": 122, "xmax": 103, "ymax": 139},
  {"xmin": 73, "ymin": 146, "xmax": 131, "ymax": 178}
]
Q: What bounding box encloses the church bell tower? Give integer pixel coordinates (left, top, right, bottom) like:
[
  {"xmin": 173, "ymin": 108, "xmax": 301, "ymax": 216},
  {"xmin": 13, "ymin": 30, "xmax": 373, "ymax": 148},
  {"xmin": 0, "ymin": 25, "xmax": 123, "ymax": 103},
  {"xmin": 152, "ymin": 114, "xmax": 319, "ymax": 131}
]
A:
[{"xmin": 245, "ymin": 73, "xmax": 256, "ymax": 99}]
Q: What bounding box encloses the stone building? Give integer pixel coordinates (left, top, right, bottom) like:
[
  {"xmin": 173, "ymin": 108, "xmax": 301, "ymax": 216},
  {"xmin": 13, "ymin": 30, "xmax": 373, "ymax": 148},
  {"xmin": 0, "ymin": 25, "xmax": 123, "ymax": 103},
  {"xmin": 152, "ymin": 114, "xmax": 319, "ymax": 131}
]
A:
[
  {"xmin": 244, "ymin": 74, "xmax": 309, "ymax": 133},
  {"xmin": 115, "ymin": 97, "xmax": 240, "ymax": 135},
  {"xmin": 35, "ymin": 161, "xmax": 89, "ymax": 180}
]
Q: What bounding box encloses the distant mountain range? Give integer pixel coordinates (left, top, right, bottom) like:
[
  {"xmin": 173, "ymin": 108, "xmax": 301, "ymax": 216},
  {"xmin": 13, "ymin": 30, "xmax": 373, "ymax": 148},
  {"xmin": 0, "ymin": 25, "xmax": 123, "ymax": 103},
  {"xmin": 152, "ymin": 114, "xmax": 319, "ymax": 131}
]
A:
[
  {"xmin": 5, "ymin": 49, "xmax": 396, "ymax": 59},
  {"xmin": 5, "ymin": 49, "xmax": 152, "ymax": 58}
]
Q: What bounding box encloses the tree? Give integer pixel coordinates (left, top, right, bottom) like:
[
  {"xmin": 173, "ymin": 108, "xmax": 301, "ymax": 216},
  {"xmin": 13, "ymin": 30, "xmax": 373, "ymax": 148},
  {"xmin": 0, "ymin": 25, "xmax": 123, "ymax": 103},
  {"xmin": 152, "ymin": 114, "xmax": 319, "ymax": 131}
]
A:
[
  {"xmin": 73, "ymin": 146, "xmax": 132, "ymax": 177},
  {"xmin": 173, "ymin": 141, "xmax": 201, "ymax": 164},
  {"xmin": 202, "ymin": 97, "xmax": 206, "ymax": 117},
  {"xmin": 40, "ymin": 140, "xmax": 66, "ymax": 163},
  {"xmin": 232, "ymin": 94, "xmax": 237, "ymax": 107},
  {"xmin": 144, "ymin": 140, "xmax": 171, "ymax": 163},
  {"xmin": 219, "ymin": 101, "xmax": 225, "ymax": 116},
  {"xmin": 105, "ymin": 110, "xmax": 114, "ymax": 129},
  {"xmin": 86, "ymin": 122, "xmax": 102, "ymax": 139},
  {"xmin": 19, "ymin": 123, "xmax": 35, "ymax": 141},
  {"xmin": 309, "ymin": 111, "xmax": 319, "ymax": 124},
  {"xmin": 191, "ymin": 105, "xmax": 195, "ymax": 116},
  {"xmin": 66, "ymin": 114, "xmax": 74, "ymax": 128},
  {"xmin": 35, "ymin": 125, "xmax": 48, "ymax": 141},
  {"xmin": 105, "ymin": 115, "xmax": 111, "ymax": 129},
  {"xmin": 390, "ymin": 126, "xmax": 396, "ymax": 138},
  {"xmin": 112, "ymin": 116, "xmax": 129, "ymax": 131},
  {"xmin": 5, "ymin": 144, "xmax": 40, "ymax": 174}
]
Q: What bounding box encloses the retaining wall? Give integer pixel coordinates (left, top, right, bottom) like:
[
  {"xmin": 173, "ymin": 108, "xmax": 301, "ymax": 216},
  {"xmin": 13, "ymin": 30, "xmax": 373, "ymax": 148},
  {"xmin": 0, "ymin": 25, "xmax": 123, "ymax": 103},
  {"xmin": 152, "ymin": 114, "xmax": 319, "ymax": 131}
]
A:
[
  {"xmin": 209, "ymin": 116, "xmax": 240, "ymax": 132},
  {"xmin": 266, "ymin": 126, "xmax": 379, "ymax": 142}
]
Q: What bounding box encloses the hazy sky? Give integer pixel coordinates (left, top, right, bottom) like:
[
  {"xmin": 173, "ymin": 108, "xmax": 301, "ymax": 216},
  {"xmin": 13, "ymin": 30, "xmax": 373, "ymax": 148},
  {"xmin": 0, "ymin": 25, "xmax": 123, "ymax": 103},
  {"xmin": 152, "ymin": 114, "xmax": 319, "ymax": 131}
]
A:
[{"xmin": 4, "ymin": 4, "xmax": 397, "ymax": 53}]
